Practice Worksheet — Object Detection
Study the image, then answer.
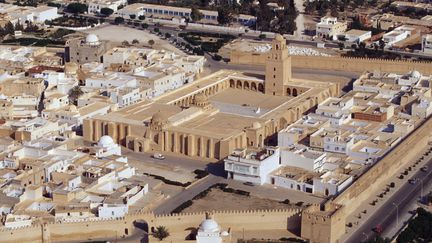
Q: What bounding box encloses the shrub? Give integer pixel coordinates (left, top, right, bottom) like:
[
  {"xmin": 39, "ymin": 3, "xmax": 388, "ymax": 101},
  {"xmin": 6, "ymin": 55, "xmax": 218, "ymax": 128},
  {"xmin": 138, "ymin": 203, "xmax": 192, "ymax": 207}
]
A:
[
  {"xmin": 212, "ymin": 54, "xmax": 222, "ymax": 61},
  {"xmin": 280, "ymin": 199, "xmax": 290, "ymax": 204},
  {"xmin": 141, "ymin": 23, "xmax": 148, "ymax": 29},
  {"xmin": 259, "ymin": 33, "xmax": 266, "ymax": 39},
  {"xmin": 114, "ymin": 17, "xmax": 124, "ymax": 25},
  {"xmin": 100, "ymin": 7, "xmax": 114, "ymax": 16},
  {"xmin": 295, "ymin": 201, "xmax": 304, "ymax": 207},
  {"xmin": 154, "ymin": 27, "xmax": 160, "ymax": 32},
  {"xmin": 390, "ymin": 182, "xmax": 395, "ymax": 187},
  {"xmin": 66, "ymin": 3, "xmax": 87, "ymax": 14},
  {"xmin": 193, "ymin": 169, "xmax": 209, "ymax": 179}
]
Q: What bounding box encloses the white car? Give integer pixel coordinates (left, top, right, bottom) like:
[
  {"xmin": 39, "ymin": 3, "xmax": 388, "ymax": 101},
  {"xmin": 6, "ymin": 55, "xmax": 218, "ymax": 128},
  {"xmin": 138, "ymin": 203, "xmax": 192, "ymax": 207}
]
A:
[{"xmin": 152, "ymin": 153, "xmax": 165, "ymax": 160}]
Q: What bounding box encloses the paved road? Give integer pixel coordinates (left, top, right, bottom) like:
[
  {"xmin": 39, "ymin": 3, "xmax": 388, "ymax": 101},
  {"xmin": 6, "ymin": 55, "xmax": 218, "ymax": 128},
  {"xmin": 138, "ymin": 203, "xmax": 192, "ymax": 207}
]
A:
[
  {"xmin": 153, "ymin": 174, "xmax": 224, "ymax": 214},
  {"xmin": 347, "ymin": 154, "xmax": 432, "ymax": 242}
]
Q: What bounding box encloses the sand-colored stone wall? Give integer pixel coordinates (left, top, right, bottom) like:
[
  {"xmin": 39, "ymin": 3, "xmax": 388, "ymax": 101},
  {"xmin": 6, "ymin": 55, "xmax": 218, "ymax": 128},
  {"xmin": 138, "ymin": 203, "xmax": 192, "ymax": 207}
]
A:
[
  {"xmin": 0, "ymin": 209, "xmax": 301, "ymax": 243},
  {"xmin": 230, "ymin": 51, "xmax": 432, "ymax": 75}
]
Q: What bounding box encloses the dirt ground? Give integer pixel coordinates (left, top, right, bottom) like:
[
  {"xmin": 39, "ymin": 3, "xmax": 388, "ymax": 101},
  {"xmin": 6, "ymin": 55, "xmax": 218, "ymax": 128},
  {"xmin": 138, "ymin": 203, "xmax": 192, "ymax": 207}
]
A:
[
  {"xmin": 82, "ymin": 24, "xmax": 183, "ymax": 54},
  {"xmin": 183, "ymin": 188, "xmax": 296, "ymax": 212}
]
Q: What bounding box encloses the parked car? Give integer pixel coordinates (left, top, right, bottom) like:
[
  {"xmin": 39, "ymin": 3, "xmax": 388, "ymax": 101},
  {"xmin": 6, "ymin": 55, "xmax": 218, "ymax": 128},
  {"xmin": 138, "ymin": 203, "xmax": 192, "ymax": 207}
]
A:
[
  {"xmin": 409, "ymin": 178, "xmax": 419, "ymax": 184},
  {"xmin": 373, "ymin": 224, "xmax": 383, "ymax": 234},
  {"xmin": 152, "ymin": 153, "xmax": 165, "ymax": 160},
  {"xmin": 421, "ymin": 166, "xmax": 428, "ymax": 172}
]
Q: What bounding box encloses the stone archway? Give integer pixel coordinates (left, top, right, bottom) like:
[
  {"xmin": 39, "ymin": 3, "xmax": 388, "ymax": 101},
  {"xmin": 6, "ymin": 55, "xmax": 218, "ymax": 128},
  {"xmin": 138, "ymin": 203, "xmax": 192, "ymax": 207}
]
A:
[
  {"xmin": 293, "ymin": 88, "xmax": 298, "ymax": 97},
  {"xmin": 251, "ymin": 82, "xmax": 257, "ymax": 91},
  {"xmin": 287, "ymin": 88, "xmax": 291, "ymax": 96},
  {"xmin": 236, "ymin": 80, "xmax": 242, "ymax": 89},
  {"xmin": 230, "ymin": 79, "xmax": 235, "ymax": 88},
  {"xmin": 258, "ymin": 83, "xmax": 264, "ymax": 92},
  {"xmin": 244, "ymin": 82, "xmax": 250, "ymax": 90}
]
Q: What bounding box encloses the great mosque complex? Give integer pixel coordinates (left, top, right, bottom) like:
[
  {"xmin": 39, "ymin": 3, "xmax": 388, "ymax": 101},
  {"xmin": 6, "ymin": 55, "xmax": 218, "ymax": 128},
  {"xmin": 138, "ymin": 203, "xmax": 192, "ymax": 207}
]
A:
[{"xmin": 83, "ymin": 35, "xmax": 340, "ymax": 160}]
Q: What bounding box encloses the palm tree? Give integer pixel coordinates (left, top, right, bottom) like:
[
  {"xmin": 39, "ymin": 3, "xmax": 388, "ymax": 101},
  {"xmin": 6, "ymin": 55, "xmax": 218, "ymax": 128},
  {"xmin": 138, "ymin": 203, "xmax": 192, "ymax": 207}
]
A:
[
  {"xmin": 153, "ymin": 226, "xmax": 169, "ymax": 241},
  {"xmin": 68, "ymin": 85, "xmax": 83, "ymax": 105}
]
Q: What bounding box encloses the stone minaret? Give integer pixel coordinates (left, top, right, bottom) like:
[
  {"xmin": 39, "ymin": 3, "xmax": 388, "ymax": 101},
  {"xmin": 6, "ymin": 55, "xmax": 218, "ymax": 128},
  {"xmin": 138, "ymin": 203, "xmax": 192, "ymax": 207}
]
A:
[{"xmin": 264, "ymin": 34, "xmax": 292, "ymax": 96}]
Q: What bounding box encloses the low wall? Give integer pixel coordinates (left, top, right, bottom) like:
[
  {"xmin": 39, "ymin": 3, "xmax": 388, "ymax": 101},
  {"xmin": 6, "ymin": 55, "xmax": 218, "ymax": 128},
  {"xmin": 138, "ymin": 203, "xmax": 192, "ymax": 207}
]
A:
[
  {"xmin": 0, "ymin": 209, "xmax": 301, "ymax": 243},
  {"xmin": 229, "ymin": 51, "xmax": 432, "ymax": 75}
]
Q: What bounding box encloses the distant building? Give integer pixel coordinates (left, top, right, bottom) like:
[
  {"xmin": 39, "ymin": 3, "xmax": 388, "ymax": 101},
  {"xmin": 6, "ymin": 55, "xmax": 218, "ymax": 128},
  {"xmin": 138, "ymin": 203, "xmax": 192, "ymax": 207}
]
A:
[
  {"xmin": 316, "ymin": 17, "xmax": 347, "ymax": 40},
  {"xmin": 344, "ymin": 29, "xmax": 372, "ymax": 43},
  {"xmin": 88, "ymin": 0, "xmax": 126, "ymax": 14},
  {"xmin": 382, "ymin": 25, "xmax": 415, "ymax": 47},
  {"xmin": 115, "ymin": 3, "xmax": 256, "ymax": 25},
  {"xmin": 422, "ymin": 34, "xmax": 432, "ymax": 54},
  {"xmin": 65, "ymin": 34, "xmax": 109, "ymax": 64}
]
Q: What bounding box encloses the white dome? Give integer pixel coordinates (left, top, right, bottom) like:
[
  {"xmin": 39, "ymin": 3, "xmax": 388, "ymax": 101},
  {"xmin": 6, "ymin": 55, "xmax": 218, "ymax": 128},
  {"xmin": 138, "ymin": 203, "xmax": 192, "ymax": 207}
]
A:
[
  {"xmin": 199, "ymin": 219, "xmax": 220, "ymax": 233},
  {"xmin": 98, "ymin": 135, "xmax": 114, "ymax": 148},
  {"xmin": 221, "ymin": 231, "xmax": 229, "ymax": 236},
  {"xmin": 86, "ymin": 34, "xmax": 100, "ymax": 45},
  {"xmin": 410, "ymin": 70, "xmax": 421, "ymax": 79}
]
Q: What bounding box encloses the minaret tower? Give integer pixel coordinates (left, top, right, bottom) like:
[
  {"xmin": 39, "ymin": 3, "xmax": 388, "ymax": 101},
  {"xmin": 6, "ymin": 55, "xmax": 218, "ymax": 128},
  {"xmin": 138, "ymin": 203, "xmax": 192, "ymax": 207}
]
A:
[{"xmin": 264, "ymin": 34, "xmax": 292, "ymax": 96}]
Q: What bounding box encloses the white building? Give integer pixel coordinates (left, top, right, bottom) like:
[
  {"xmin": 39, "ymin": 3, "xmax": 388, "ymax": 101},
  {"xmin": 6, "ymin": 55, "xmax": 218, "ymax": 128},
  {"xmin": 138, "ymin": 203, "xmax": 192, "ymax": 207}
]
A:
[
  {"xmin": 44, "ymin": 93, "xmax": 69, "ymax": 110},
  {"xmin": 315, "ymin": 97, "xmax": 353, "ymax": 127},
  {"xmin": 269, "ymin": 166, "xmax": 315, "ymax": 193},
  {"xmin": 42, "ymin": 102, "xmax": 113, "ymax": 130},
  {"xmin": 88, "ymin": 0, "xmax": 125, "ymax": 14},
  {"xmin": 422, "ymin": 34, "xmax": 432, "ymax": 54},
  {"xmin": 32, "ymin": 6, "xmax": 59, "ymax": 23},
  {"xmin": 224, "ymin": 147, "xmax": 280, "ymax": 185},
  {"xmin": 412, "ymin": 98, "xmax": 432, "ymax": 118},
  {"xmin": 316, "ymin": 17, "xmax": 348, "ymax": 40},
  {"xmin": 98, "ymin": 203, "xmax": 128, "ymax": 218},
  {"xmin": 280, "ymin": 146, "xmax": 326, "ymax": 172},
  {"xmin": 85, "ymin": 72, "xmax": 138, "ymax": 89},
  {"xmin": 109, "ymin": 87, "xmax": 141, "ymax": 108},
  {"xmin": 313, "ymin": 171, "xmax": 353, "ymax": 196},
  {"xmin": 344, "ymin": 29, "xmax": 372, "ymax": 43},
  {"xmin": 382, "ymin": 25, "xmax": 415, "ymax": 47},
  {"xmin": 94, "ymin": 135, "xmax": 122, "ymax": 158}
]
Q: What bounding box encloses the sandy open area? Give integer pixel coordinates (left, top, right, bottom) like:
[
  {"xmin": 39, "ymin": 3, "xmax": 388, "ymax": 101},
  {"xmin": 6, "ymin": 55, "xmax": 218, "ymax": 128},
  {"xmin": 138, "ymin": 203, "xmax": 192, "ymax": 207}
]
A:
[
  {"xmin": 183, "ymin": 188, "xmax": 297, "ymax": 212},
  {"xmin": 82, "ymin": 24, "xmax": 183, "ymax": 54}
]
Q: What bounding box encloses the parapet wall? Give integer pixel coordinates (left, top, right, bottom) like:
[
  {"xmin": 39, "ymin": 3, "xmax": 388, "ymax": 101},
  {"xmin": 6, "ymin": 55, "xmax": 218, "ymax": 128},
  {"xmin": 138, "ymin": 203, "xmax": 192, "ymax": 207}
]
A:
[
  {"xmin": 0, "ymin": 209, "xmax": 301, "ymax": 243},
  {"xmin": 230, "ymin": 51, "xmax": 432, "ymax": 75}
]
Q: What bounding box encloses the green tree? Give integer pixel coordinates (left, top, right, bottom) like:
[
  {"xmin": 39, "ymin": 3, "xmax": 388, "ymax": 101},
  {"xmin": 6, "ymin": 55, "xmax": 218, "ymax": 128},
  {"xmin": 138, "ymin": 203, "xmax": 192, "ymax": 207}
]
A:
[
  {"xmin": 191, "ymin": 7, "xmax": 203, "ymax": 22},
  {"xmin": 66, "ymin": 3, "xmax": 88, "ymax": 14},
  {"xmin": 114, "ymin": 17, "xmax": 124, "ymax": 25},
  {"xmin": 142, "ymin": 23, "xmax": 149, "ymax": 29},
  {"xmin": 129, "ymin": 14, "xmax": 136, "ymax": 19},
  {"xmin": 14, "ymin": 21, "xmax": 24, "ymax": 31},
  {"xmin": 100, "ymin": 7, "xmax": 114, "ymax": 16},
  {"xmin": 4, "ymin": 21, "xmax": 14, "ymax": 35},
  {"xmin": 217, "ymin": 6, "xmax": 233, "ymax": 25},
  {"xmin": 138, "ymin": 15, "xmax": 145, "ymax": 20},
  {"xmin": 164, "ymin": 32, "xmax": 171, "ymax": 39},
  {"xmin": 132, "ymin": 39, "xmax": 139, "ymax": 44},
  {"xmin": 153, "ymin": 226, "xmax": 170, "ymax": 241},
  {"xmin": 68, "ymin": 86, "xmax": 84, "ymax": 105},
  {"xmin": 148, "ymin": 39, "xmax": 155, "ymax": 46}
]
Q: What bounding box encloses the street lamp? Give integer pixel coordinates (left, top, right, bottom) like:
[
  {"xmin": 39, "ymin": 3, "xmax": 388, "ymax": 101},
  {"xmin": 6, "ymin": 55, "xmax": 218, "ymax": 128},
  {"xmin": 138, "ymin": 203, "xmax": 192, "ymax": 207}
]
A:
[
  {"xmin": 420, "ymin": 179, "xmax": 424, "ymax": 198},
  {"xmin": 392, "ymin": 202, "xmax": 399, "ymax": 227}
]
